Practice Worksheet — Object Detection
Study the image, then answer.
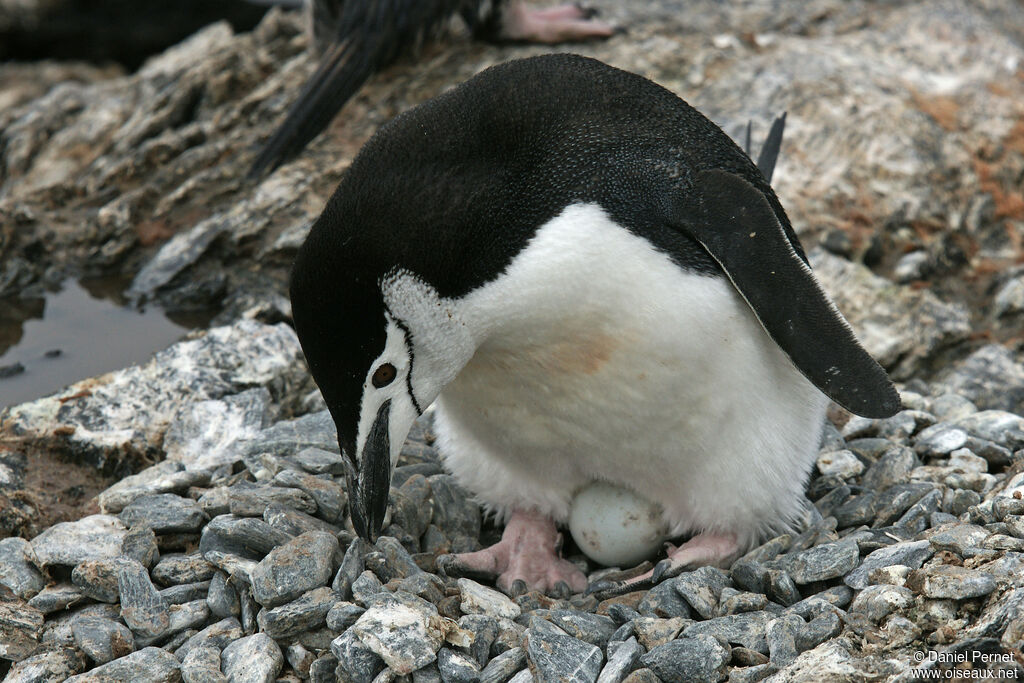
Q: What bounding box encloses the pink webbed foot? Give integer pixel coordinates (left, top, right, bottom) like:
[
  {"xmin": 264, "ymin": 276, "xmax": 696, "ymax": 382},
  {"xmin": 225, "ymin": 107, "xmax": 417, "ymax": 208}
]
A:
[
  {"xmin": 437, "ymin": 510, "xmax": 588, "ymax": 597},
  {"xmin": 499, "ymin": 1, "xmax": 617, "ymax": 43},
  {"xmin": 590, "ymin": 532, "xmax": 740, "ymax": 596}
]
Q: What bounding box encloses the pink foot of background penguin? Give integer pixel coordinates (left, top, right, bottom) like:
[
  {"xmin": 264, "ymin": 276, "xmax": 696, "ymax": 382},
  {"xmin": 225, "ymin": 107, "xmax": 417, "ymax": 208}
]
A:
[{"xmin": 286, "ymin": 53, "xmax": 901, "ymax": 597}]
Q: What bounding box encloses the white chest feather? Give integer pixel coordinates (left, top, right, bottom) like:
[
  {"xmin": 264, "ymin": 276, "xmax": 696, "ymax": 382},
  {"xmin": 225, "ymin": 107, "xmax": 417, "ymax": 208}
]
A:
[{"xmin": 386, "ymin": 203, "xmax": 827, "ymax": 548}]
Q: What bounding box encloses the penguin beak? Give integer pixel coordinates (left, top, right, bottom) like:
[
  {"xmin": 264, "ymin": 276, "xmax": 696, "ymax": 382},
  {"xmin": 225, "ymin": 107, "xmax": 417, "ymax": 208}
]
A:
[{"xmin": 348, "ymin": 399, "xmax": 392, "ymax": 542}]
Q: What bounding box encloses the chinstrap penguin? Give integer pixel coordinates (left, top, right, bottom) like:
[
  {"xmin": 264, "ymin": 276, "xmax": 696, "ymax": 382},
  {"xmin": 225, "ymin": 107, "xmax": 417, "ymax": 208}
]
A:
[
  {"xmin": 289, "ymin": 54, "xmax": 901, "ymax": 596},
  {"xmin": 249, "ymin": 0, "xmax": 615, "ymax": 178}
]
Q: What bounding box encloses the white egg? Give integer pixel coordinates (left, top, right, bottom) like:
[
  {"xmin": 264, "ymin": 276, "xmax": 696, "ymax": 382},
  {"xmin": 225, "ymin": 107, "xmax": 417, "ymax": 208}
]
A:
[{"xmin": 568, "ymin": 481, "xmax": 669, "ymax": 567}]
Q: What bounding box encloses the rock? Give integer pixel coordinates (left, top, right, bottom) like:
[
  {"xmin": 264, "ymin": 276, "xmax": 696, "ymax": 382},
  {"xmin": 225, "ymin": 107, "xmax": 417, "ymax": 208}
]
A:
[
  {"xmin": 163, "ymin": 388, "xmax": 273, "ymax": 472},
  {"xmin": 773, "ymin": 540, "xmax": 859, "ymax": 584},
  {"xmin": 199, "ymin": 515, "xmax": 294, "ymax": 560},
  {"xmin": 481, "ymin": 647, "xmax": 526, "ymax": 683},
  {"xmin": 632, "ymin": 617, "xmax": 687, "ymax": 650},
  {"xmin": 165, "ymin": 600, "xmax": 211, "ymax": 637},
  {"xmin": 905, "ymin": 565, "xmax": 997, "ymax": 599},
  {"xmin": 285, "ymin": 642, "xmax": 315, "ymax": 679},
  {"xmin": 287, "ymin": 447, "xmax": 348, "ymax": 476},
  {"xmin": 437, "ymin": 647, "xmax": 481, "ymax": 682},
  {"xmin": 672, "ymin": 566, "xmax": 728, "ymax": 619},
  {"xmin": 928, "ymin": 523, "xmax": 990, "ymax": 555},
  {"xmin": 637, "ymin": 580, "xmax": 691, "ymax": 619},
  {"xmin": 271, "ymin": 469, "xmax": 346, "ymax": 523},
  {"xmin": 256, "ymin": 586, "xmax": 340, "ymax": 638},
  {"xmin": 938, "ymin": 346, "xmax": 1024, "ymax": 415},
  {"xmin": 430, "ymin": 475, "xmax": 481, "ymax": 553},
  {"xmin": 30, "ymin": 515, "xmax": 128, "ymax": 567},
  {"xmin": 221, "ymin": 633, "xmax": 283, "ymax": 683},
  {"xmin": 526, "ymin": 621, "xmax": 603, "ymax": 683},
  {"xmin": 459, "ymin": 578, "xmax": 522, "ymax": 620},
  {"xmin": 326, "ymin": 601, "xmax": 365, "ymax": 632},
  {"xmin": 119, "ymin": 494, "xmax": 207, "ymax": 533},
  {"xmin": 264, "ymin": 504, "xmax": 341, "ymax": 537},
  {"xmin": 844, "ymin": 540, "xmax": 933, "ymax": 589},
  {"xmin": 72, "ymin": 558, "xmax": 135, "ymax": 603},
  {"xmin": 718, "ymin": 588, "xmax": 769, "ymax": 616},
  {"xmin": 872, "ymin": 482, "xmax": 936, "ymax": 527},
  {"xmin": 4, "ymin": 646, "xmax": 88, "ymax": 682},
  {"xmin": 848, "ymin": 584, "xmax": 914, "ymax": 622},
  {"xmin": 331, "ymin": 628, "xmax": 385, "ymax": 683},
  {"xmin": 121, "ymin": 526, "xmax": 160, "ymax": 568},
  {"xmin": 206, "ymin": 572, "xmax": 239, "ymax": 618},
  {"xmin": 815, "ymin": 450, "xmax": 864, "ymax": 479},
  {"xmin": 914, "ymin": 425, "xmax": 970, "ymax": 457},
  {"xmin": 27, "ymin": 583, "xmax": 86, "ymax": 614},
  {"xmin": 71, "ymin": 616, "xmax": 135, "ymax": 664},
  {"xmin": 98, "ymin": 463, "xmax": 212, "ymax": 515},
  {"xmin": 118, "ymin": 559, "xmax": 170, "ymax": 638},
  {"xmin": 64, "ymin": 647, "xmax": 181, "ymax": 682},
  {"xmin": 152, "ymin": 553, "xmax": 216, "ymax": 586},
  {"xmin": 639, "ymin": 634, "xmax": 729, "ymax": 683},
  {"xmin": 682, "ymin": 610, "xmax": 773, "ymax": 653},
  {"xmin": 351, "ymin": 592, "xmax": 444, "ymax": 675},
  {"xmin": 227, "ymin": 483, "xmax": 317, "ymax": 517},
  {"xmin": 952, "ymin": 410, "xmax": 1024, "ymax": 448},
  {"xmin": 0, "ymin": 599, "xmax": 44, "ymax": 660},
  {"xmin": 860, "ymin": 446, "xmax": 918, "ymax": 491},
  {"xmin": 351, "ymin": 570, "xmax": 385, "ymax": 604},
  {"xmin": 765, "ymin": 613, "xmax": 804, "ymax": 667},
  {"xmin": 595, "ymin": 638, "xmax": 641, "ymax": 683},
  {"xmin": 174, "ymin": 618, "xmax": 243, "ymax": 662},
  {"xmin": 181, "ymin": 645, "xmax": 226, "ymax": 683},
  {"xmin": 993, "ymin": 274, "xmax": 1024, "ymax": 317},
  {"xmin": 249, "ymin": 531, "xmax": 338, "ymax": 607},
  {"xmin": 0, "ymin": 537, "xmax": 44, "ymax": 599}
]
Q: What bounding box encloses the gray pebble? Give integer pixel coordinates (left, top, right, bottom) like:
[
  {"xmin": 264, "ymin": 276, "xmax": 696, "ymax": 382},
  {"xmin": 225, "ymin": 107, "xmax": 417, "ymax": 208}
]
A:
[
  {"xmin": 543, "ymin": 610, "xmax": 617, "ymax": 649},
  {"xmin": 717, "ymin": 588, "xmax": 768, "ymax": 616},
  {"xmin": 861, "ymin": 446, "xmax": 918, "ymax": 491},
  {"xmin": 182, "ymin": 644, "xmax": 227, "ymax": 683},
  {"xmin": 72, "ymin": 558, "xmax": 134, "ymax": 603},
  {"xmin": 905, "ymin": 565, "xmax": 997, "ymax": 599},
  {"xmin": 481, "ymin": 646, "xmax": 526, "ymax": 683},
  {"xmin": 914, "ymin": 425, "xmax": 969, "ymax": 457},
  {"xmin": 739, "ymin": 534, "xmax": 793, "ymax": 564},
  {"xmin": 526, "ymin": 622, "xmax": 603, "ymax": 683},
  {"xmin": 367, "ymin": 535, "xmax": 422, "ymax": 582},
  {"xmin": 632, "ymin": 617, "xmax": 687, "ymax": 650},
  {"xmin": 221, "ymin": 633, "xmax": 283, "ymax": 683},
  {"xmin": 288, "ymin": 447, "xmax": 348, "ymax": 476},
  {"xmin": 257, "ymin": 586, "xmax": 341, "ymax": 638},
  {"xmin": 228, "ymin": 482, "xmax": 317, "ymax": 517},
  {"xmin": 928, "ymin": 523, "xmax": 990, "ymax": 555},
  {"xmin": 4, "ymin": 646, "xmax": 88, "ymax": 683},
  {"xmin": 459, "ymin": 578, "xmax": 521, "ymax": 620},
  {"xmin": 152, "ymin": 552, "xmax": 216, "ymax": 586},
  {"xmin": 872, "ymin": 483, "xmax": 936, "ymax": 527},
  {"xmin": 682, "ymin": 610, "xmax": 773, "ymax": 653},
  {"xmin": 199, "ymin": 514, "xmax": 295, "ymax": 560},
  {"xmin": 397, "ymin": 571, "xmax": 446, "ymax": 604},
  {"xmin": 326, "ymin": 601, "xmax": 366, "ymax": 631},
  {"xmin": 797, "ymin": 611, "xmax": 842, "ymax": 652},
  {"xmin": 789, "ymin": 586, "xmax": 852, "ymax": 617},
  {"xmin": 994, "ymin": 497, "xmax": 1024, "ymax": 521},
  {"xmin": 438, "ymin": 647, "xmax": 481, "ymax": 682},
  {"xmin": 352, "ymin": 569, "xmax": 386, "ymax": 604},
  {"xmin": 286, "ymin": 642, "xmax": 316, "ymax": 679},
  {"xmin": 895, "ymin": 488, "xmax": 942, "ymax": 533},
  {"xmin": 930, "ymin": 394, "xmax": 978, "ymax": 421},
  {"xmin": 636, "ymin": 579, "xmax": 691, "ymax": 619},
  {"xmin": 816, "ymin": 450, "xmax": 864, "ymax": 478},
  {"xmin": 949, "ymin": 489, "xmax": 982, "ymax": 516},
  {"xmin": 459, "ymin": 613, "xmax": 500, "ymax": 668},
  {"xmin": 672, "ymin": 566, "xmax": 728, "ymax": 619},
  {"xmin": 27, "ymin": 583, "xmax": 86, "ymax": 614},
  {"xmin": 309, "ymin": 654, "xmax": 341, "ymax": 683},
  {"xmin": 639, "ymin": 634, "xmax": 729, "ymax": 682},
  {"xmin": 272, "ymin": 469, "xmax": 346, "ymax": 523},
  {"xmin": 353, "ymin": 592, "xmax": 445, "ymax": 674},
  {"xmin": 0, "ymin": 537, "xmax": 45, "ymax": 599},
  {"xmin": 250, "ymin": 530, "xmax": 338, "ymax": 607},
  {"xmin": 331, "ymin": 628, "xmax": 385, "ymax": 683},
  {"xmin": 953, "ymin": 410, "xmax": 1024, "ymax": 447},
  {"xmin": 728, "ymin": 663, "xmax": 777, "ymax": 683},
  {"xmin": 175, "ymin": 617, "xmax": 243, "ymax": 662},
  {"xmin": 333, "ymin": 538, "xmax": 371, "ymax": 599},
  {"xmin": 63, "ymin": 647, "xmax": 181, "ymax": 683},
  {"xmin": 30, "ymin": 515, "xmax": 128, "ymax": 568},
  {"xmin": 206, "ymin": 572, "xmax": 240, "ymax": 618},
  {"xmin": 71, "ymin": 616, "xmax": 135, "ymax": 664},
  {"xmin": 832, "ymin": 492, "xmax": 877, "ymax": 529},
  {"xmin": 118, "ymin": 559, "xmax": 170, "ymax": 638},
  {"xmin": 119, "ymin": 493, "xmax": 207, "ymax": 533},
  {"xmin": 166, "ymin": 600, "xmax": 211, "ymax": 636},
  {"xmin": 844, "ymin": 540, "xmax": 933, "ymax": 589},
  {"xmin": 121, "ymin": 526, "xmax": 160, "ymax": 569},
  {"xmin": 429, "ymin": 475, "xmax": 482, "ymax": 553},
  {"xmin": 774, "ymin": 540, "xmax": 859, "ymax": 584},
  {"xmin": 596, "ymin": 637, "xmax": 641, "ymax": 683},
  {"xmin": 160, "ymin": 581, "xmax": 211, "ymax": 606},
  {"xmin": 239, "ymin": 583, "xmax": 258, "ymax": 634},
  {"xmin": 848, "ymin": 584, "xmax": 914, "ymax": 622},
  {"xmin": 765, "ymin": 613, "xmax": 803, "ymax": 666}
]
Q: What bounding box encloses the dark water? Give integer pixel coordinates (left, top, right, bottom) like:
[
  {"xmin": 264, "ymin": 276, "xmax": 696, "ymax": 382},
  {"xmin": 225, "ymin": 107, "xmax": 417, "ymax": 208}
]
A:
[{"xmin": 0, "ymin": 279, "xmax": 199, "ymax": 410}]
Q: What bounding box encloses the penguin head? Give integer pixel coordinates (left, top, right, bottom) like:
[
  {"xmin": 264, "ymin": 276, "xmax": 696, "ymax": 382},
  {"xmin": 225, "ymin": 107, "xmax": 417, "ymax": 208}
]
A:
[{"xmin": 290, "ymin": 215, "xmax": 475, "ymax": 542}]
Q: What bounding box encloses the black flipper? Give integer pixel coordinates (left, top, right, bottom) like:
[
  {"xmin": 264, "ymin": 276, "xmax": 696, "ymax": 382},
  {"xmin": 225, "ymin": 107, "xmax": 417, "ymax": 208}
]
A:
[
  {"xmin": 755, "ymin": 112, "xmax": 786, "ymax": 183},
  {"xmin": 249, "ymin": 0, "xmax": 480, "ymax": 178},
  {"xmin": 679, "ymin": 169, "xmax": 900, "ymax": 418}
]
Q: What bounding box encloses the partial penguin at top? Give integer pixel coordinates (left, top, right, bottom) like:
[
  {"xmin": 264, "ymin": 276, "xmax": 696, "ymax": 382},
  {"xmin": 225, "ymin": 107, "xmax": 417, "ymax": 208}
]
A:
[{"xmin": 289, "ymin": 54, "xmax": 901, "ymax": 595}]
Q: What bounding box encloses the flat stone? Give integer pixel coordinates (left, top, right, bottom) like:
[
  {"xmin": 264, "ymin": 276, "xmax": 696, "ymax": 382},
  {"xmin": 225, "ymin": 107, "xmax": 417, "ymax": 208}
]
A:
[
  {"xmin": 199, "ymin": 515, "xmax": 294, "ymax": 561},
  {"xmin": 844, "ymin": 540, "xmax": 933, "ymax": 589},
  {"xmin": 30, "ymin": 515, "xmax": 128, "ymax": 567},
  {"xmin": 256, "ymin": 586, "xmax": 341, "ymax": 639},
  {"xmin": 121, "ymin": 526, "xmax": 160, "ymax": 568},
  {"xmin": 287, "ymin": 447, "xmax": 348, "ymax": 476},
  {"xmin": 952, "ymin": 409, "xmax": 1024, "ymax": 447},
  {"xmin": 151, "ymin": 553, "xmax": 216, "ymax": 586},
  {"xmin": 905, "ymin": 565, "xmax": 997, "ymax": 599},
  {"xmin": 914, "ymin": 425, "xmax": 969, "ymax": 457},
  {"xmin": 632, "ymin": 617, "xmax": 688, "ymax": 650},
  {"xmin": 119, "ymin": 493, "xmax": 207, "ymax": 533},
  {"xmin": 0, "ymin": 599, "xmax": 44, "ymax": 660},
  {"xmin": 181, "ymin": 645, "xmax": 226, "ymax": 683},
  {"xmin": 326, "ymin": 601, "xmax": 365, "ymax": 631},
  {"xmin": 939, "ymin": 348, "xmax": 1024, "ymax": 416},
  {"xmin": 541, "ymin": 610, "xmax": 617, "ymax": 649},
  {"xmin": 672, "ymin": 566, "xmax": 728, "ymax": 619},
  {"xmin": 64, "ymin": 647, "xmax": 181, "ymax": 683},
  {"xmin": 71, "ymin": 616, "xmax": 135, "ymax": 664},
  {"xmin": 459, "ymin": 578, "xmax": 521, "ymax": 619},
  {"xmin": 773, "ymin": 540, "xmax": 859, "ymax": 584},
  {"xmin": 249, "ymin": 531, "xmax": 338, "ymax": 608},
  {"xmin": 160, "ymin": 581, "xmax": 210, "ymax": 606},
  {"xmin": 4, "ymin": 646, "xmax": 87, "ymax": 682},
  {"xmin": 165, "ymin": 600, "xmax": 211, "ymax": 637},
  {"xmin": 118, "ymin": 559, "xmax": 170, "ymax": 638},
  {"xmin": 636, "ymin": 580, "xmax": 691, "ymax": 619},
  {"xmin": 27, "ymin": 583, "xmax": 86, "ymax": 614},
  {"xmin": 437, "ymin": 647, "xmax": 481, "ymax": 683},
  {"xmin": 351, "ymin": 570, "xmax": 385, "ymax": 604},
  {"xmin": 285, "ymin": 642, "xmax": 315, "ymax": 679},
  {"xmin": 682, "ymin": 610, "xmax": 773, "ymax": 654},
  {"xmin": 765, "ymin": 613, "xmax": 803, "ymax": 667},
  {"xmin": 429, "ymin": 475, "xmax": 481, "ymax": 553},
  {"xmin": 639, "ymin": 634, "xmax": 729, "ymax": 683},
  {"xmin": 816, "ymin": 450, "xmax": 865, "ymax": 478},
  {"xmin": 481, "ymin": 646, "xmax": 526, "ymax": 683},
  {"xmin": 366, "ymin": 535, "xmax": 422, "ymax": 583},
  {"xmin": 330, "ymin": 628, "xmax": 385, "ymax": 683},
  {"xmin": 227, "ymin": 482, "xmax": 316, "ymax": 517},
  {"xmin": 526, "ymin": 623, "xmax": 603, "ymax": 683},
  {"xmin": 264, "ymin": 504, "xmax": 341, "ymax": 537},
  {"xmin": 174, "ymin": 618, "xmax": 243, "ymax": 662},
  {"xmin": 351, "ymin": 592, "xmax": 444, "ymax": 675},
  {"xmin": 595, "ymin": 637, "xmax": 641, "ymax": 683},
  {"xmin": 873, "ymin": 483, "xmax": 937, "ymax": 527},
  {"xmin": 928, "ymin": 523, "xmax": 990, "ymax": 555},
  {"xmin": 221, "ymin": 633, "xmax": 283, "ymax": 683},
  {"xmin": 98, "ymin": 463, "xmax": 212, "ymax": 514},
  {"xmin": 72, "ymin": 558, "xmax": 135, "ymax": 603},
  {"xmin": 718, "ymin": 588, "xmax": 768, "ymax": 616},
  {"xmin": 860, "ymin": 446, "xmax": 918, "ymax": 492},
  {"xmin": 0, "ymin": 537, "xmax": 45, "ymax": 599},
  {"xmin": 272, "ymin": 469, "xmax": 346, "ymax": 523},
  {"xmin": 163, "ymin": 388, "xmax": 273, "ymax": 472},
  {"xmin": 848, "ymin": 584, "xmax": 914, "ymax": 622}
]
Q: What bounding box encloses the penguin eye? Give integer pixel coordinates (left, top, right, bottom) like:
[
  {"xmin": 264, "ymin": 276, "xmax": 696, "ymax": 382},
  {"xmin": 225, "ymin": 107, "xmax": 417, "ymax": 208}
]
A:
[{"xmin": 371, "ymin": 363, "xmax": 397, "ymax": 388}]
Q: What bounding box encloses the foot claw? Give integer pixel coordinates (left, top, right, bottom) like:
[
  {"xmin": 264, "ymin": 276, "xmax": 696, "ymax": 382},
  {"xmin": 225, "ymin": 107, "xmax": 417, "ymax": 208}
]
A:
[
  {"xmin": 552, "ymin": 580, "xmax": 571, "ymax": 600},
  {"xmin": 509, "ymin": 579, "xmax": 529, "ymax": 598},
  {"xmin": 436, "ymin": 554, "xmax": 497, "ymax": 583}
]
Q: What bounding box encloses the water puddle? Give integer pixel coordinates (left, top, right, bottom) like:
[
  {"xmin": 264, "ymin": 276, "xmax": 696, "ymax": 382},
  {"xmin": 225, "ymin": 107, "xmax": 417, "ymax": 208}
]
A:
[{"xmin": 0, "ymin": 279, "xmax": 205, "ymax": 410}]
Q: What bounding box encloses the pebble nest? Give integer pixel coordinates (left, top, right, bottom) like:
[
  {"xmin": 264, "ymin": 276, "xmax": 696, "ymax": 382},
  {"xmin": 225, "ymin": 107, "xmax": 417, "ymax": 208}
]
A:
[{"xmin": 3, "ymin": 377, "xmax": 1024, "ymax": 682}]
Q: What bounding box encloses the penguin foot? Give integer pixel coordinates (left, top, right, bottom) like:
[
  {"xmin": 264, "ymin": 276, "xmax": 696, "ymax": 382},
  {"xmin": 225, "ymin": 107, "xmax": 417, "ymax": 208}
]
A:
[
  {"xmin": 588, "ymin": 532, "xmax": 740, "ymax": 598},
  {"xmin": 437, "ymin": 509, "xmax": 588, "ymax": 597},
  {"xmin": 500, "ymin": 1, "xmax": 616, "ymax": 43}
]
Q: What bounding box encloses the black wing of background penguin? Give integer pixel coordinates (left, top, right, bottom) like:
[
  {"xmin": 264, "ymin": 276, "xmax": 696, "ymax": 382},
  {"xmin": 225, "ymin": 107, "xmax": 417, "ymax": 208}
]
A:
[{"xmin": 248, "ymin": 0, "xmax": 615, "ymax": 178}]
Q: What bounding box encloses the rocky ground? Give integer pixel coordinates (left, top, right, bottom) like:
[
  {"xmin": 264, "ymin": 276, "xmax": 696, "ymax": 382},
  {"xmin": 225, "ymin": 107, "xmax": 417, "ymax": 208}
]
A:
[{"xmin": 1, "ymin": 0, "xmax": 1024, "ymax": 681}]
